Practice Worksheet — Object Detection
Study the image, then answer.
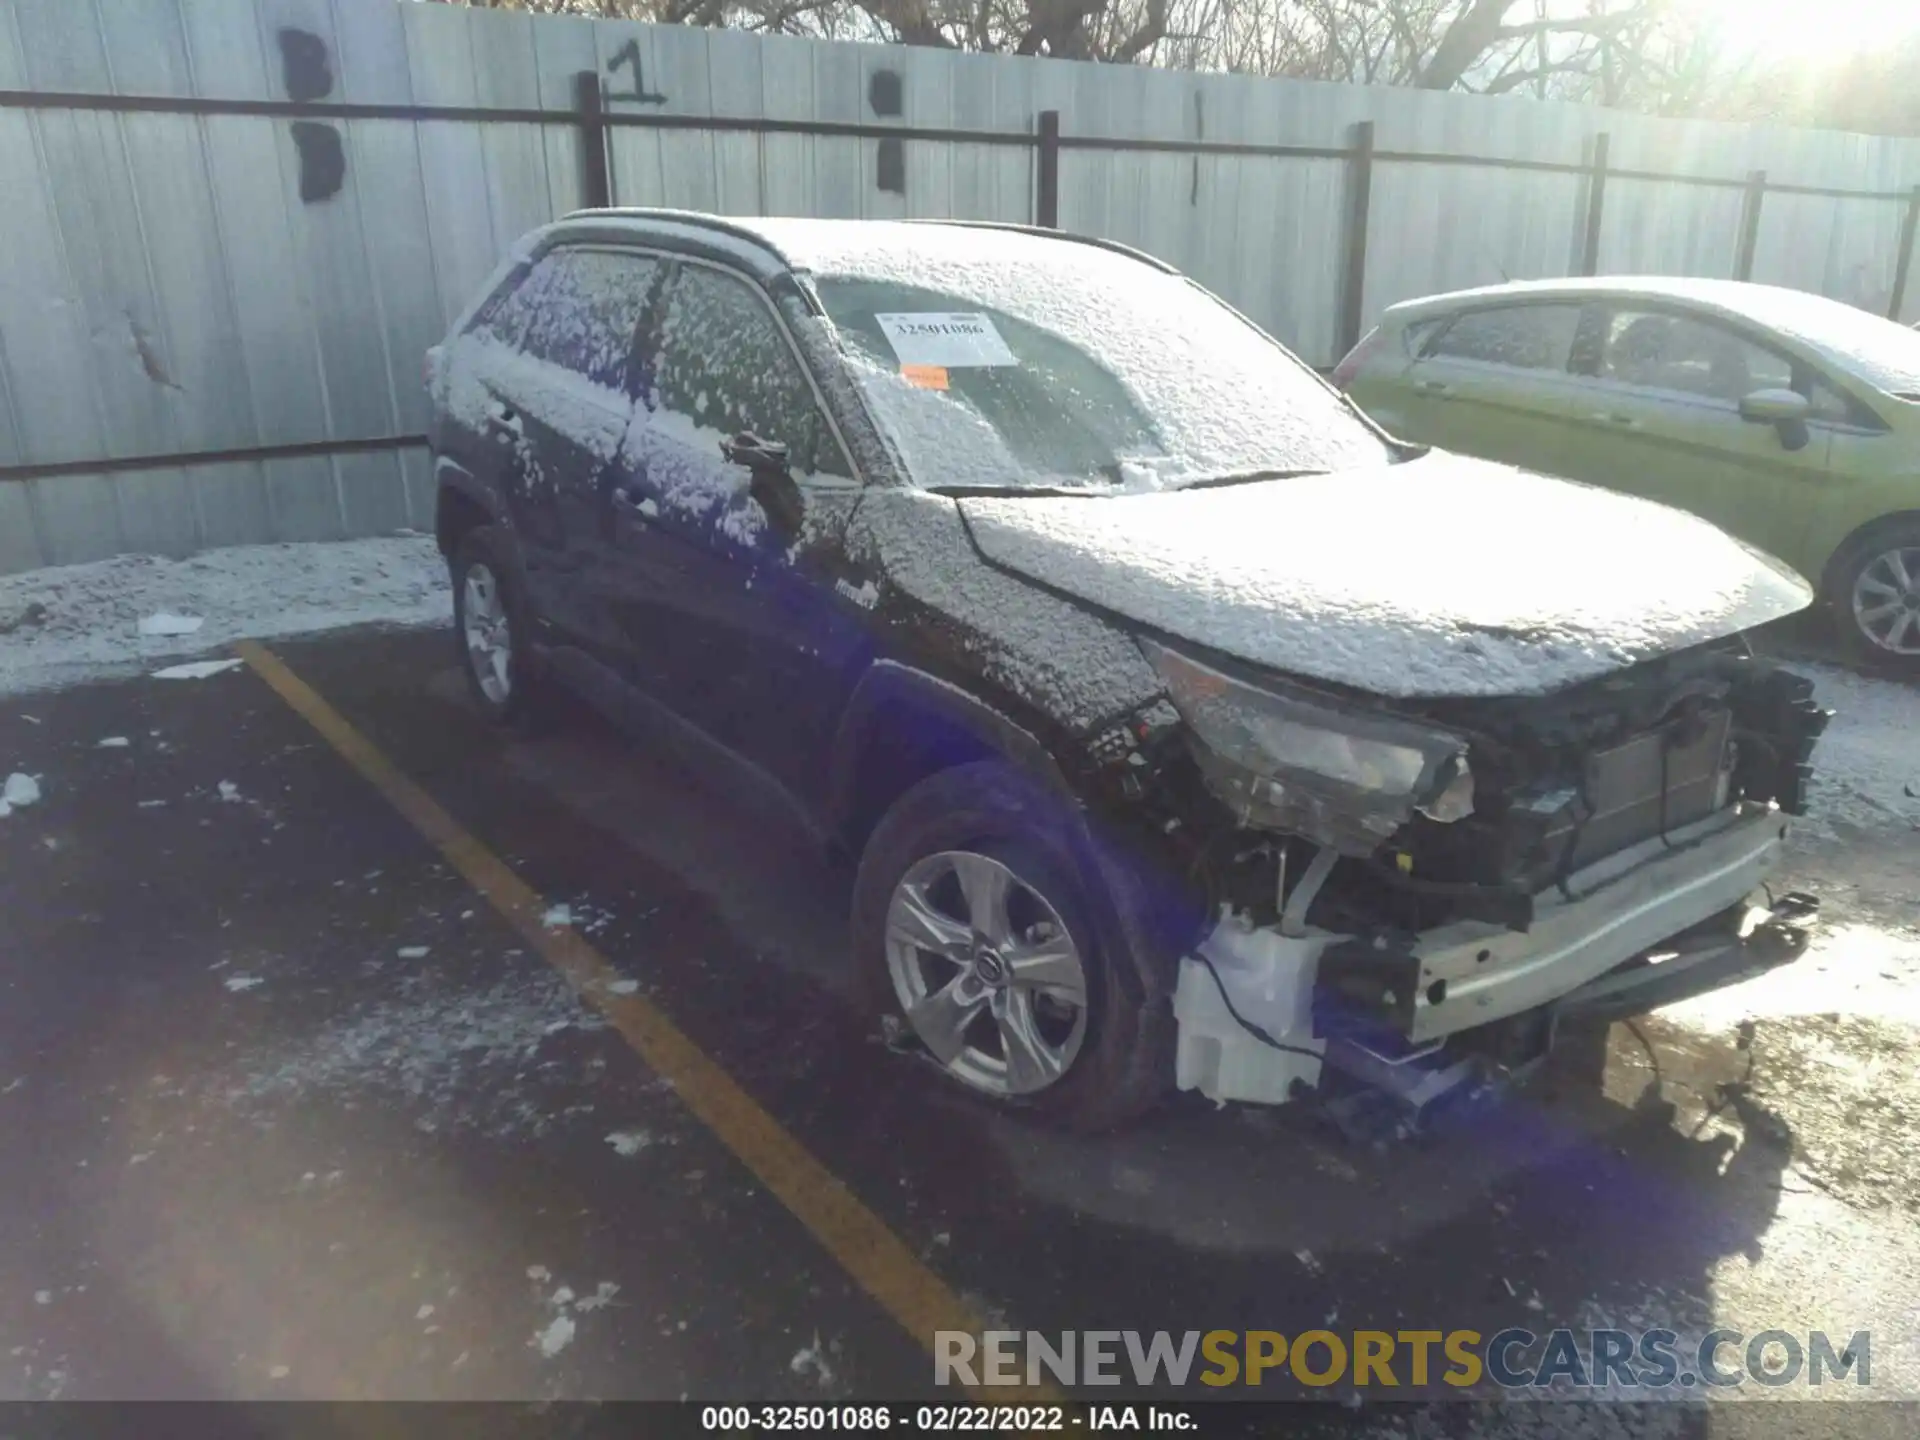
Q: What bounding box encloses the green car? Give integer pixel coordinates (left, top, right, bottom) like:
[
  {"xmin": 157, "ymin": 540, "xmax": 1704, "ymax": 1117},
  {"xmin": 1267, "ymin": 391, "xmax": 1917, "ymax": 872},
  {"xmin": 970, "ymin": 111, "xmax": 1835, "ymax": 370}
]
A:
[{"xmin": 1337, "ymin": 277, "xmax": 1920, "ymax": 671}]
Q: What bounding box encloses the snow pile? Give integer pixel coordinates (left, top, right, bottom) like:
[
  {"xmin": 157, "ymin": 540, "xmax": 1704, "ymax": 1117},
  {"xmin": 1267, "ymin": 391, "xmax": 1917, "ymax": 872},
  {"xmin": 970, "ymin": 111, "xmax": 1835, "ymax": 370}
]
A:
[
  {"xmin": 1790, "ymin": 661, "xmax": 1920, "ymax": 840},
  {"xmin": 0, "ymin": 537, "xmax": 448, "ymax": 698},
  {"xmin": 227, "ymin": 971, "xmax": 604, "ymax": 1141},
  {"xmin": 960, "ymin": 454, "xmax": 1811, "ymax": 698},
  {"xmin": 0, "ymin": 772, "xmax": 41, "ymax": 817}
]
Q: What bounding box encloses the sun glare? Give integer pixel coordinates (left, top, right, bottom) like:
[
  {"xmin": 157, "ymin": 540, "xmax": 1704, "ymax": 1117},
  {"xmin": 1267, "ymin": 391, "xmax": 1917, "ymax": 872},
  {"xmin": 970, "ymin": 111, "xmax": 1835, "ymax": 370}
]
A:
[{"xmin": 1688, "ymin": 0, "xmax": 1920, "ymax": 63}]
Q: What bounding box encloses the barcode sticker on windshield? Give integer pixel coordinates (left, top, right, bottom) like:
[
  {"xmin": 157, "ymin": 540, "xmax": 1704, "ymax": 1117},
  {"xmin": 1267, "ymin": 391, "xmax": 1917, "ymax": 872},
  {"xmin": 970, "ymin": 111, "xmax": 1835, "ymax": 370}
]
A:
[{"xmin": 875, "ymin": 313, "xmax": 1017, "ymax": 368}]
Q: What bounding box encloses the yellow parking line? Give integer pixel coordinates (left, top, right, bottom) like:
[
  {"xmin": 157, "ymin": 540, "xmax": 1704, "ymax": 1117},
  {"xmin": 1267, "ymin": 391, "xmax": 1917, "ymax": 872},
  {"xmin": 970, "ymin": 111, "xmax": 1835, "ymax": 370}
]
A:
[{"xmin": 235, "ymin": 640, "xmax": 1052, "ymax": 1406}]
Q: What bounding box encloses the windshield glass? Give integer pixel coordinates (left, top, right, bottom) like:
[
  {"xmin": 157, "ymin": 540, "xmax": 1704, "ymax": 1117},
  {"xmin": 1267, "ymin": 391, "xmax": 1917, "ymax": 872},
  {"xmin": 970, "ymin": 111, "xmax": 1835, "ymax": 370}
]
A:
[
  {"xmin": 799, "ymin": 228, "xmax": 1393, "ymax": 492},
  {"xmin": 1737, "ymin": 286, "xmax": 1920, "ymax": 396}
]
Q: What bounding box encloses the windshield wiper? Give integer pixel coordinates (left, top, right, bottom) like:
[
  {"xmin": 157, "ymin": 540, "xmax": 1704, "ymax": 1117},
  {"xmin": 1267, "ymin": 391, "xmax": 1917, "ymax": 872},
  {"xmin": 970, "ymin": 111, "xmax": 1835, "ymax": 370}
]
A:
[
  {"xmin": 1171, "ymin": 467, "xmax": 1330, "ymax": 491},
  {"xmin": 925, "ymin": 483, "xmax": 1102, "ymax": 499}
]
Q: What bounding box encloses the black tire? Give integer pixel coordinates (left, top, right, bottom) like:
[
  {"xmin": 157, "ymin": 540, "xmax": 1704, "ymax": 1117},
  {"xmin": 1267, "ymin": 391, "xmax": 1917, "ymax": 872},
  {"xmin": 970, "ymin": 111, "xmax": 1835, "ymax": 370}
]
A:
[
  {"xmin": 1827, "ymin": 517, "xmax": 1920, "ymax": 674},
  {"xmin": 851, "ymin": 761, "xmax": 1173, "ymax": 1132},
  {"xmin": 450, "ymin": 526, "xmax": 553, "ymax": 734}
]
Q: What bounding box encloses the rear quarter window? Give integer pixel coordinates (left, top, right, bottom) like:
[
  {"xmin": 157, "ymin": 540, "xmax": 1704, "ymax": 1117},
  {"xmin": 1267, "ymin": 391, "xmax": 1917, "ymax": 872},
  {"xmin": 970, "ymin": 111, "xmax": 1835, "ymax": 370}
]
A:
[{"xmin": 1428, "ymin": 305, "xmax": 1583, "ymax": 372}]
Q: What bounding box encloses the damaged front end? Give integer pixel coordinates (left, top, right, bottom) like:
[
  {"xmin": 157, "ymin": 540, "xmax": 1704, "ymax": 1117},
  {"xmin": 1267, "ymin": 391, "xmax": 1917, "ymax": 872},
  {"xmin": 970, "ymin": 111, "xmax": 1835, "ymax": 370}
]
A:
[{"xmin": 1094, "ymin": 638, "xmax": 1831, "ymax": 1123}]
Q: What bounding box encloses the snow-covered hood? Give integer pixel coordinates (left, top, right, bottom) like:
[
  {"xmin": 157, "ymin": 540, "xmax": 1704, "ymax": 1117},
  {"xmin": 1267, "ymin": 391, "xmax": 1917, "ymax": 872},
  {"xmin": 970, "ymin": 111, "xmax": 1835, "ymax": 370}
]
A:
[{"xmin": 956, "ymin": 454, "xmax": 1812, "ymax": 699}]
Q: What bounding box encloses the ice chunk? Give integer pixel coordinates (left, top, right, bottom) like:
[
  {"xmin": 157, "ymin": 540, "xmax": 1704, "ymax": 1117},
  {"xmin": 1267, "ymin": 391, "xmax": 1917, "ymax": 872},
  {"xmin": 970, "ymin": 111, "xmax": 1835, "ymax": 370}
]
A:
[
  {"xmin": 138, "ymin": 612, "xmax": 204, "ymax": 637},
  {"xmin": 152, "ymin": 659, "xmax": 244, "ymax": 681}
]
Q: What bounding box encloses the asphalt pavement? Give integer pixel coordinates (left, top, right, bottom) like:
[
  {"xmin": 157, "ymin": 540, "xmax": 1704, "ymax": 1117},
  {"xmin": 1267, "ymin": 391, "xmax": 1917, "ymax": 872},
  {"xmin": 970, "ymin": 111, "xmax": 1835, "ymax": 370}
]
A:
[{"xmin": 3, "ymin": 624, "xmax": 1917, "ymax": 1437}]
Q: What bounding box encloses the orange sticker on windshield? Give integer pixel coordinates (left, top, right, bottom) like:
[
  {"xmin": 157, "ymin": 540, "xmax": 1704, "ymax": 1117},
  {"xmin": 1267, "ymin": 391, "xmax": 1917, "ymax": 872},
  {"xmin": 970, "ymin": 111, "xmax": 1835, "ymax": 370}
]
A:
[{"xmin": 901, "ymin": 364, "xmax": 949, "ymax": 390}]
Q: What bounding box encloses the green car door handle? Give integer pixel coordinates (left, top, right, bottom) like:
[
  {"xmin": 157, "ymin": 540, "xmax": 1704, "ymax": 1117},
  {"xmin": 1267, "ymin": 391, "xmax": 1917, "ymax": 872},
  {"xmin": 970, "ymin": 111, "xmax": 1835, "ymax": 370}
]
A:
[
  {"xmin": 1416, "ymin": 379, "xmax": 1450, "ymax": 394},
  {"xmin": 1593, "ymin": 412, "xmax": 1639, "ymax": 428}
]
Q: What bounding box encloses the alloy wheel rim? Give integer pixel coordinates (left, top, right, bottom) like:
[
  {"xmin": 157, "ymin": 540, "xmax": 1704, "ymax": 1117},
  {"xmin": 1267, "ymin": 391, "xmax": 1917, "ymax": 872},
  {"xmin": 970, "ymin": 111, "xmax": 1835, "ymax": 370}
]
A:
[
  {"xmin": 462, "ymin": 563, "xmax": 513, "ymax": 703},
  {"xmin": 1851, "ymin": 546, "xmax": 1920, "ymax": 656},
  {"xmin": 883, "ymin": 849, "xmax": 1089, "ymax": 1097}
]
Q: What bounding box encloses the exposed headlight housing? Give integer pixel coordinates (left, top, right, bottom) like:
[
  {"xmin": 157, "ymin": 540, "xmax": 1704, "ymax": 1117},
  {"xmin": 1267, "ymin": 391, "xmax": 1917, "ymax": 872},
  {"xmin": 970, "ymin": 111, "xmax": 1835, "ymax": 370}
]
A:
[{"xmin": 1142, "ymin": 639, "xmax": 1472, "ymax": 853}]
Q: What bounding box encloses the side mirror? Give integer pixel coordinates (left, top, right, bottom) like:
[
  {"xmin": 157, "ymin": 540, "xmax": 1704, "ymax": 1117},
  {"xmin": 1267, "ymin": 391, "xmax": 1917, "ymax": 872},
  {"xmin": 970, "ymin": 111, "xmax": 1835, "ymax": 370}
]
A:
[
  {"xmin": 722, "ymin": 431, "xmax": 803, "ymax": 537},
  {"xmin": 1738, "ymin": 388, "xmax": 1811, "ymax": 425},
  {"xmin": 720, "ymin": 431, "xmax": 790, "ymax": 474},
  {"xmin": 1738, "ymin": 388, "xmax": 1812, "ymax": 453}
]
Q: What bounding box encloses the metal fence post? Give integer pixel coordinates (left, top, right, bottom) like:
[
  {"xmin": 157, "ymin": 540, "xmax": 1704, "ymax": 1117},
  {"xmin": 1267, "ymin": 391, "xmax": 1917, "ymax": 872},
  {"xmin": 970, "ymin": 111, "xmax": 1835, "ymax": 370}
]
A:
[
  {"xmin": 1734, "ymin": 169, "xmax": 1767, "ymax": 281},
  {"xmin": 1036, "ymin": 109, "xmax": 1060, "ymax": 229},
  {"xmin": 1337, "ymin": 120, "xmax": 1375, "ymax": 361},
  {"xmin": 1580, "ymin": 132, "xmax": 1610, "ymax": 276},
  {"xmin": 1888, "ymin": 185, "xmax": 1920, "ymax": 321},
  {"xmin": 575, "ymin": 69, "xmax": 611, "ymax": 211}
]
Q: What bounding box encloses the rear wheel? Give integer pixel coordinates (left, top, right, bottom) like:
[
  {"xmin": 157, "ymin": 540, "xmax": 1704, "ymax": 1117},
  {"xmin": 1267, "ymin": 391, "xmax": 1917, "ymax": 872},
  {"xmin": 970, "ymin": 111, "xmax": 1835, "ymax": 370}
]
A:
[
  {"xmin": 450, "ymin": 527, "xmax": 552, "ymax": 733},
  {"xmin": 851, "ymin": 762, "xmax": 1171, "ymax": 1132},
  {"xmin": 1830, "ymin": 519, "xmax": 1920, "ymax": 673}
]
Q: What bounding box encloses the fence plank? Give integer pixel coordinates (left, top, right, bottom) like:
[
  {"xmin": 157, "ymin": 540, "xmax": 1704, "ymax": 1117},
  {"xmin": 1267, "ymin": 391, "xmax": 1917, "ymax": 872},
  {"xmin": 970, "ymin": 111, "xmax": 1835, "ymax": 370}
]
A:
[
  {"xmin": 0, "ymin": 106, "xmax": 108, "ymax": 468},
  {"xmin": 115, "ymin": 465, "xmax": 204, "ymax": 557},
  {"xmin": 257, "ymin": 0, "xmax": 401, "ymax": 538},
  {"xmin": 29, "ymin": 474, "xmax": 123, "ymax": 567},
  {"xmin": 407, "ymin": 1, "xmax": 501, "ymax": 323},
  {"xmin": 0, "ymin": 483, "xmax": 46, "ymax": 575},
  {"xmin": 468, "ymin": 7, "xmax": 556, "ymax": 246},
  {"xmin": 705, "ymin": 28, "xmax": 764, "ymax": 217},
  {"xmin": 652, "ymin": 25, "xmax": 720, "ymax": 214},
  {"xmin": 95, "ymin": 0, "xmax": 195, "ymax": 96},
  {"xmin": 899, "ymin": 46, "xmax": 953, "ymax": 220},
  {"xmin": 530, "ymin": 11, "xmax": 596, "ymax": 218},
  {"xmin": 23, "ymin": 1, "xmax": 176, "ymax": 472},
  {"xmin": 594, "ymin": 18, "xmax": 662, "ymax": 209},
  {"xmin": 756, "ymin": 35, "xmax": 815, "ymax": 219},
  {"xmin": 330, "ymin": 0, "xmax": 415, "ymax": 107},
  {"xmin": 188, "ymin": 458, "xmax": 273, "ymax": 551},
  {"xmin": 811, "ymin": 38, "xmax": 863, "ymax": 219}
]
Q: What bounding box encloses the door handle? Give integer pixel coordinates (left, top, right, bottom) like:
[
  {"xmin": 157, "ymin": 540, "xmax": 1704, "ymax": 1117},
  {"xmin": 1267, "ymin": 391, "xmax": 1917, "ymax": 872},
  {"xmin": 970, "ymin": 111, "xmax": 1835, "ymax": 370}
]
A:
[
  {"xmin": 611, "ymin": 486, "xmax": 652, "ymax": 519},
  {"xmin": 1415, "ymin": 379, "xmax": 1450, "ymax": 394},
  {"xmin": 485, "ymin": 401, "xmax": 522, "ymax": 438},
  {"xmin": 1593, "ymin": 412, "xmax": 1639, "ymax": 428}
]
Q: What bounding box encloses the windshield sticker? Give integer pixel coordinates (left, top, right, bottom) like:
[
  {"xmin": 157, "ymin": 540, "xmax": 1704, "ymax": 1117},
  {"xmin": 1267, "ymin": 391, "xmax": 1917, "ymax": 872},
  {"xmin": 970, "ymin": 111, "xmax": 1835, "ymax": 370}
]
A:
[
  {"xmin": 900, "ymin": 363, "xmax": 950, "ymax": 390},
  {"xmin": 875, "ymin": 313, "xmax": 1018, "ymax": 368}
]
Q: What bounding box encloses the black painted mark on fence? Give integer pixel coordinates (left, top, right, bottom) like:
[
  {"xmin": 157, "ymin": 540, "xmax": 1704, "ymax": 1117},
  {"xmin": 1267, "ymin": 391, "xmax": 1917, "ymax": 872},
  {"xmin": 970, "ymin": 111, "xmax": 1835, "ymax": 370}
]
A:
[
  {"xmin": 277, "ymin": 28, "xmax": 342, "ymax": 204},
  {"xmin": 1191, "ymin": 90, "xmax": 1203, "ymax": 206},
  {"xmin": 605, "ymin": 39, "xmax": 667, "ymax": 106},
  {"xmin": 278, "ymin": 28, "xmax": 333, "ymax": 103},
  {"xmin": 871, "ymin": 68, "xmax": 905, "ymax": 196},
  {"xmin": 291, "ymin": 122, "xmax": 346, "ymax": 203},
  {"xmin": 876, "ymin": 139, "xmax": 904, "ymax": 194},
  {"xmin": 869, "ymin": 70, "xmax": 903, "ymax": 117}
]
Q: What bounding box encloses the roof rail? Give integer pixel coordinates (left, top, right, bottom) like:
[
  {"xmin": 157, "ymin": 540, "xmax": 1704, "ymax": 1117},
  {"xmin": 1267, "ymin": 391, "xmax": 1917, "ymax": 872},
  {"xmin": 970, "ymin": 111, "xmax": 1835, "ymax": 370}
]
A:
[
  {"xmin": 559, "ymin": 208, "xmax": 1179, "ymax": 276},
  {"xmin": 558, "ymin": 206, "xmax": 792, "ymax": 256},
  {"xmin": 906, "ymin": 219, "xmax": 1178, "ymax": 273}
]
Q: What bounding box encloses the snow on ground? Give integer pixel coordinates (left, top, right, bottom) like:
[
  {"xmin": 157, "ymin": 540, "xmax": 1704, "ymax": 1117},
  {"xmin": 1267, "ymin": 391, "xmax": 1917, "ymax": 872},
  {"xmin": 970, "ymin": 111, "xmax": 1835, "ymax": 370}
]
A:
[
  {"xmin": 1784, "ymin": 660, "xmax": 1920, "ymax": 842},
  {"xmin": 0, "ymin": 537, "xmax": 448, "ymax": 698},
  {"xmin": 224, "ymin": 970, "xmax": 606, "ymax": 1142}
]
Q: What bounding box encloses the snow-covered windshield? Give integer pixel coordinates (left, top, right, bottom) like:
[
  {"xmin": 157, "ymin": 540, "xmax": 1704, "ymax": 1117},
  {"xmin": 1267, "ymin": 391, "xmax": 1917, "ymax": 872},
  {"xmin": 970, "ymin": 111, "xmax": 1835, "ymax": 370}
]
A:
[
  {"xmin": 1732, "ymin": 286, "xmax": 1920, "ymax": 397},
  {"xmin": 792, "ymin": 226, "xmax": 1392, "ymax": 492}
]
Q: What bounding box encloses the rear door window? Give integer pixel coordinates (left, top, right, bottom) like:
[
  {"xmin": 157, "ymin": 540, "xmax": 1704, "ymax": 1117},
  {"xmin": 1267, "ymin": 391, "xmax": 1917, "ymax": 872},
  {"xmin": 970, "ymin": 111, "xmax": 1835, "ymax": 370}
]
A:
[
  {"xmin": 1427, "ymin": 305, "xmax": 1583, "ymax": 372},
  {"xmin": 516, "ymin": 249, "xmax": 663, "ymax": 391}
]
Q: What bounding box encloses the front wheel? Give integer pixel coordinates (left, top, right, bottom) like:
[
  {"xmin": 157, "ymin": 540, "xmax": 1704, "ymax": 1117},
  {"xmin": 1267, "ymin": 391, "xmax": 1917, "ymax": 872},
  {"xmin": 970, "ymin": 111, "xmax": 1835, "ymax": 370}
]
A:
[
  {"xmin": 1830, "ymin": 520, "xmax": 1920, "ymax": 673},
  {"xmin": 850, "ymin": 763, "xmax": 1171, "ymax": 1132}
]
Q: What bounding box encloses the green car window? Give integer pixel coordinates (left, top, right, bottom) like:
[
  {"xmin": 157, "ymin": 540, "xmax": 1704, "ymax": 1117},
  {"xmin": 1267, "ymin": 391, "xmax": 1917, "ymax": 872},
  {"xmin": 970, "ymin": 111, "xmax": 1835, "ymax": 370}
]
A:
[
  {"xmin": 1430, "ymin": 306, "xmax": 1582, "ymax": 371},
  {"xmin": 1600, "ymin": 310, "xmax": 1792, "ymax": 402}
]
